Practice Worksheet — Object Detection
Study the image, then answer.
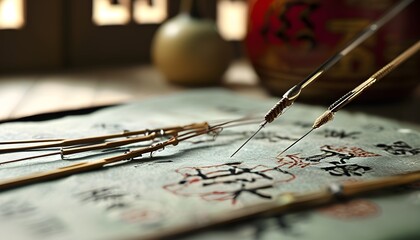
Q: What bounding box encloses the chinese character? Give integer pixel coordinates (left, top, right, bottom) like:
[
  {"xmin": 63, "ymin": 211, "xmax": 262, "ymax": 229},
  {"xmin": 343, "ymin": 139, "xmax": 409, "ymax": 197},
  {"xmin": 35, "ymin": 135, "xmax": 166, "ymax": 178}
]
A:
[
  {"xmin": 321, "ymin": 163, "xmax": 372, "ymax": 177},
  {"xmin": 376, "ymin": 141, "xmax": 419, "ymax": 156},
  {"xmin": 322, "ymin": 129, "xmax": 361, "ymax": 139},
  {"xmin": 164, "ymin": 162, "xmax": 296, "ymax": 204},
  {"xmin": 76, "ymin": 187, "xmax": 131, "ymax": 210}
]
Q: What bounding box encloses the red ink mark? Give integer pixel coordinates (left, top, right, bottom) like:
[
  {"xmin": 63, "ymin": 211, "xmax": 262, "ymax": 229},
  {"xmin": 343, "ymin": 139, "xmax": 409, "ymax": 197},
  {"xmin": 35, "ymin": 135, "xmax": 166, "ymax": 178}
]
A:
[
  {"xmin": 319, "ymin": 199, "xmax": 380, "ymax": 220},
  {"xmin": 189, "ymin": 179, "xmax": 200, "ymax": 183},
  {"xmin": 323, "ymin": 145, "xmax": 380, "ymax": 158},
  {"xmin": 120, "ymin": 208, "xmax": 163, "ymax": 224},
  {"xmin": 285, "ymin": 145, "xmax": 380, "ymax": 177},
  {"xmin": 277, "ymin": 154, "xmax": 313, "ymax": 169}
]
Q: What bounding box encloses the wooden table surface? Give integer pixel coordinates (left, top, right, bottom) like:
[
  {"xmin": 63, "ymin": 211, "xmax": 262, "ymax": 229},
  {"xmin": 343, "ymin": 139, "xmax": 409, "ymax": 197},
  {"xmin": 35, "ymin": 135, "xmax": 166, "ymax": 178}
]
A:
[{"xmin": 0, "ymin": 60, "xmax": 419, "ymax": 125}]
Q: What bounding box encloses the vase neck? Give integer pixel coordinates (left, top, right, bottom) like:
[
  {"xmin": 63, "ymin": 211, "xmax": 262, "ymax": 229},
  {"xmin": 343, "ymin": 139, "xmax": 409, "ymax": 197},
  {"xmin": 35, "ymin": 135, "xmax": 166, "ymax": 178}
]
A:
[{"xmin": 180, "ymin": 0, "xmax": 200, "ymax": 18}]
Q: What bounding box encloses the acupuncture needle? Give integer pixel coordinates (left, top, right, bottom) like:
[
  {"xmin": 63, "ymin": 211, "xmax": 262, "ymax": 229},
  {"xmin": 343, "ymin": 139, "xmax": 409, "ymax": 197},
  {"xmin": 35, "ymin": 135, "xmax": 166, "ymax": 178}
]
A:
[
  {"xmin": 0, "ymin": 118, "xmax": 262, "ymax": 166},
  {"xmin": 0, "ymin": 125, "xmax": 207, "ymax": 154},
  {"xmin": 0, "ymin": 118, "xmax": 260, "ymax": 191},
  {"xmin": 0, "ymin": 124, "xmax": 211, "ymax": 165},
  {"xmin": 230, "ymin": 0, "xmax": 414, "ymax": 157},
  {"xmin": 278, "ymin": 40, "xmax": 420, "ymax": 157}
]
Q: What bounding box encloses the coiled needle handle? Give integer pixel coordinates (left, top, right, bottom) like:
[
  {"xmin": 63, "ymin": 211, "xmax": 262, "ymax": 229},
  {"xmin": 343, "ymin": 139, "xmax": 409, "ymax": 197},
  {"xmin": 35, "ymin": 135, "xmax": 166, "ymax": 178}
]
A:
[
  {"xmin": 279, "ymin": 41, "xmax": 420, "ymax": 156},
  {"xmin": 230, "ymin": 0, "xmax": 413, "ymax": 157}
]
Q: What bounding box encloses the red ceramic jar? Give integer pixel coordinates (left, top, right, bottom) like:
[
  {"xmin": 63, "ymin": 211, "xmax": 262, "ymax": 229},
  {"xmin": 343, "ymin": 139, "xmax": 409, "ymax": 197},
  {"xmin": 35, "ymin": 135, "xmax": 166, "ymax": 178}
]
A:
[{"xmin": 245, "ymin": 0, "xmax": 419, "ymax": 103}]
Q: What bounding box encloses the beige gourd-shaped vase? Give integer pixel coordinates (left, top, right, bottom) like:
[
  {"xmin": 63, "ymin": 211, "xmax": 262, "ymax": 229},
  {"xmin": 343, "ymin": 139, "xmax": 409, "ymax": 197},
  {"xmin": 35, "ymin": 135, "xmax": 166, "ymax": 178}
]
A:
[{"xmin": 152, "ymin": 0, "xmax": 232, "ymax": 86}]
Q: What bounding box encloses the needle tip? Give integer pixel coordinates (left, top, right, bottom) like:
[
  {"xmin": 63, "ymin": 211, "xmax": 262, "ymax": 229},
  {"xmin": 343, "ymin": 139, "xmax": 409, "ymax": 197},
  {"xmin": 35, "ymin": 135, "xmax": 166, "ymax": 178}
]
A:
[
  {"xmin": 277, "ymin": 146, "xmax": 291, "ymax": 158},
  {"xmin": 277, "ymin": 150, "xmax": 287, "ymax": 158},
  {"xmin": 277, "ymin": 128, "xmax": 314, "ymax": 158},
  {"xmin": 230, "ymin": 122, "xmax": 266, "ymax": 158},
  {"xmin": 230, "ymin": 148, "xmax": 241, "ymax": 158}
]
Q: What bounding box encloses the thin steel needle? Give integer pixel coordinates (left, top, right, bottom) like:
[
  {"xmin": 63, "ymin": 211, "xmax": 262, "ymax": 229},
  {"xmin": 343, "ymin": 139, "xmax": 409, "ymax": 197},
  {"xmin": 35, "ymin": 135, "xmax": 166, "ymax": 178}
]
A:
[
  {"xmin": 0, "ymin": 152, "xmax": 57, "ymax": 165},
  {"xmin": 277, "ymin": 128, "xmax": 314, "ymax": 157},
  {"xmin": 0, "ymin": 118, "xmax": 259, "ymax": 191},
  {"xmin": 278, "ymin": 40, "xmax": 420, "ymax": 156},
  {"xmin": 230, "ymin": 122, "xmax": 266, "ymax": 158},
  {"xmin": 229, "ymin": 0, "xmax": 413, "ymax": 157}
]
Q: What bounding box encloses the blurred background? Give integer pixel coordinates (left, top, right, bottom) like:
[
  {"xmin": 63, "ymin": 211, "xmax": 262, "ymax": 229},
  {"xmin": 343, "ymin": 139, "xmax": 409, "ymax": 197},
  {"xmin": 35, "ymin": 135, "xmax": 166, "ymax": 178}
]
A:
[
  {"xmin": 0, "ymin": 0, "xmax": 247, "ymax": 70},
  {"xmin": 0, "ymin": 0, "xmax": 418, "ymax": 124}
]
